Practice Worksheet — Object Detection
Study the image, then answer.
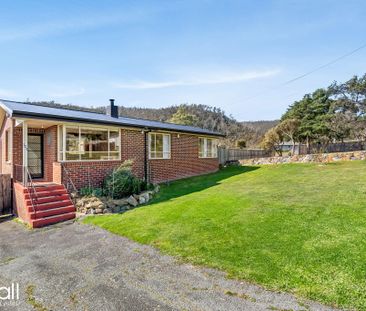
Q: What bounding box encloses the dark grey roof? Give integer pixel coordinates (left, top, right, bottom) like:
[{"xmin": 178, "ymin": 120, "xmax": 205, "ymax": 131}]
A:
[{"xmin": 0, "ymin": 99, "xmax": 223, "ymax": 137}]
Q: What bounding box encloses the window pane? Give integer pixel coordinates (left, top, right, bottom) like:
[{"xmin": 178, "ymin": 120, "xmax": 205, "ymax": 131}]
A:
[
  {"xmin": 80, "ymin": 128, "xmax": 108, "ymax": 160},
  {"xmin": 156, "ymin": 134, "xmax": 163, "ymax": 152},
  {"xmin": 163, "ymin": 135, "xmax": 170, "ymax": 158},
  {"xmin": 109, "ymin": 151, "xmax": 120, "ymax": 160},
  {"xmin": 207, "ymin": 139, "xmax": 213, "ymax": 157},
  {"xmin": 150, "ymin": 134, "xmax": 156, "ymax": 154},
  {"xmin": 212, "ymin": 139, "xmax": 218, "ymax": 157},
  {"xmin": 66, "ymin": 152, "xmax": 80, "ymax": 161},
  {"xmin": 199, "ymin": 138, "xmax": 205, "ymax": 157},
  {"xmin": 58, "ymin": 126, "xmax": 63, "ymax": 161},
  {"xmin": 66, "ymin": 127, "xmax": 80, "ymax": 160},
  {"xmin": 109, "ymin": 130, "xmax": 120, "ymax": 152}
]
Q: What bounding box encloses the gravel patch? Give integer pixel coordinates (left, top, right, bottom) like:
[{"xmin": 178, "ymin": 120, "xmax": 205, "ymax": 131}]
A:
[{"xmin": 0, "ymin": 219, "xmax": 340, "ymax": 311}]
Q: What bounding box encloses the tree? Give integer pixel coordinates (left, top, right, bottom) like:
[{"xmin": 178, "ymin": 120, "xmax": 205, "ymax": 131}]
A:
[
  {"xmin": 260, "ymin": 127, "xmax": 283, "ymax": 156},
  {"xmin": 236, "ymin": 140, "xmax": 246, "ymax": 149},
  {"xmin": 276, "ymin": 119, "xmax": 300, "ymax": 154},
  {"xmin": 329, "ymin": 74, "xmax": 366, "ymax": 117},
  {"xmin": 327, "ymin": 112, "xmax": 354, "ymax": 142},
  {"xmin": 168, "ymin": 107, "xmax": 199, "ymax": 126},
  {"xmin": 282, "ymin": 88, "xmax": 333, "ymax": 152}
]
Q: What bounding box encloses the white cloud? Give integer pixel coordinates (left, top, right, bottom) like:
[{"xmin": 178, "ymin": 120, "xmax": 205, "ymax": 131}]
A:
[
  {"xmin": 113, "ymin": 69, "xmax": 280, "ymax": 89},
  {"xmin": 0, "ymin": 10, "xmax": 149, "ymax": 42}
]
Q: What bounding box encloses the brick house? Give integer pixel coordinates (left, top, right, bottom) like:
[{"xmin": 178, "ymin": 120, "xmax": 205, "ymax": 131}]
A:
[{"xmin": 0, "ymin": 99, "xmax": 222, "ymax": 227}]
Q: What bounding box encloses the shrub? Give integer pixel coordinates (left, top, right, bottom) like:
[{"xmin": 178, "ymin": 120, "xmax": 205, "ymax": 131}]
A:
[
  {"xmin": 103, "ymin": 161, "xmax": 147, "ymax": 199},
  {"xmin": 236, "ymin": 140, "xmax": 246, "ymax": 149},
  {"xmin": 80, "ymin": 187, "xmax": 103, "ymax": 197}
]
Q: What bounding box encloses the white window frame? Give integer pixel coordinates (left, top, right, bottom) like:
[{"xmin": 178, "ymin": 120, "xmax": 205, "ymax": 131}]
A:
[
  {"xmin": 199, "ymin": 137, "xmax": 218, "ymax": 158},
  {"xmin": 148, "ymin": 132, "xmax": 171, "ymax": 160},
  {"xmin": 58, "ymin": 124, "xmax": 121, "ymax": 162}
]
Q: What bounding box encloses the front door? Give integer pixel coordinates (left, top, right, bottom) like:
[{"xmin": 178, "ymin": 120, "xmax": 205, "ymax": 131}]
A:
[{"xmin": 27, "ymin": 134, "xmax": 44, "ymax": 179}]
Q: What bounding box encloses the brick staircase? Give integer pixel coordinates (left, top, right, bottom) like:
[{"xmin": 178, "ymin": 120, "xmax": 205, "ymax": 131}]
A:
[{"xmin": 23, "ymin": 184, "xmax": 76, "ymax": 228}]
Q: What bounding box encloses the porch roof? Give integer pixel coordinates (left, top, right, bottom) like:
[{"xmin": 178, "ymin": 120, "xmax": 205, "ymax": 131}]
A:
[{"xmin": 0, "ymin": 99, "xmax": 224, "ymax": 137}]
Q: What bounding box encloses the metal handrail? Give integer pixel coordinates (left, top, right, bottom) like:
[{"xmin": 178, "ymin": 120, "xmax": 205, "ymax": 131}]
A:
[
  {"xmin": 13, "ymin": 164, "xmax": 38, "ymax": 217},
  {"xmin": 25, "ymin": 166, "xmax": 38, "ymax": 218},
  {"xmin": 61, "ymin": 163, "xmax": 78, "ymax": 202}
]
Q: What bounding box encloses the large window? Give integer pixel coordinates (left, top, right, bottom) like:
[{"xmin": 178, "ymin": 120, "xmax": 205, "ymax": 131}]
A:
[
  {"xmin": 149, "ymin": 133, "xmax": 171, "ymax": 159},
  {"xmin": 59, "ymin": 126, "xmax": 120, "ymax": 161},
  {"xmin": 199, "ymin": 137, "xmax": 218, "ymax": 158}
]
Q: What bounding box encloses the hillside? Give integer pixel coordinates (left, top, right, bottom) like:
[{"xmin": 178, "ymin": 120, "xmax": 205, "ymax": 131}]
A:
[{"xmin": 27, "ymin": 101, "xmax": 277, "ymax": 147}]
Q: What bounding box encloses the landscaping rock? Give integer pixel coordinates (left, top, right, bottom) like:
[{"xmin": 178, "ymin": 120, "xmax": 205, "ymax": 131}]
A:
[
  {"xmin": 112, "ymin": 198, "xmax": 129, "ymax": 206},
  {"xmin": 240, "ymin": 151, "xmax": 366, "ymax": 166},
  {"xmin": 75, "ymin": 196, "xmax": 106, "ymax": 214},
  {"xmin": 127, "ymin": 195, "xmax": 138, "ymax": 207},
  {"xmin": 138, "ymin": 191, "xmax": 150, "ymax": 204},
  {"xmin": 106, "ymin": 200, "xmax": 116, "ymax": 209},
  {"xmin": 112, "ymin": 206, "xmax": 121, "ymax": 213}
]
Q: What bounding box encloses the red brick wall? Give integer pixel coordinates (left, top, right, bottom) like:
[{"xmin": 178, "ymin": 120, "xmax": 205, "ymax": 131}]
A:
[
  {"xmin": 0, "ymin": 118, "xmax": 13, "ymax": 175},
  {"xmin": 148, "ymin": 133, "xmax": 219, "ymax": 184},
  {"xmin": 13, "ymin": 182, "xmax": 30, "ymax": 223},
  {"xmin": 58, "ymin": 129, "xmax": 218, "ymax": 188},
  {"xmin": 10, "ymin": 123, "xmax": 219, "ymax": 188},
  {"xmin": 61, "ymin": 160, "xmax": 123, "ymax": 189},
  {"xmin": 121, "ymin": 129, "xmax": 145, "ymax": 179}
]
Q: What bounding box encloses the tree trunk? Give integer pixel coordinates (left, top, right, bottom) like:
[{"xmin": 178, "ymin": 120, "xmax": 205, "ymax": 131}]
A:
[
  {"xmin": 291, "ymin": 139, "xmax": 295, "ymax": 155},
  {"xmin": 306, "ymin": 136, "xmax": 310, "ymax": 154}
]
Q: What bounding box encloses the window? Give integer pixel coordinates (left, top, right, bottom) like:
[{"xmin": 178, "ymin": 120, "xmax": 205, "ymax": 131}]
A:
[
  {"xmin": 149, "ymin": 133, "xmax": 171, "ymax": 159},
  {"xmin": 199, "ymin": 137, "xmax": 218, "ymax": 158},
  {"xmin": 5, "ymin": 129, "xmax": 10, "ymax": 162},
  {"xmin": 59, "ymin": 125, "xmax": 120, "ymax": 161}
]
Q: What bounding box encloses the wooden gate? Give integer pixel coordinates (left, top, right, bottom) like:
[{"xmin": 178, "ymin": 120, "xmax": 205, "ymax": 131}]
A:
[{"xmin": 0, "ymin": 174, "xmax": 12, "ymax": 215}]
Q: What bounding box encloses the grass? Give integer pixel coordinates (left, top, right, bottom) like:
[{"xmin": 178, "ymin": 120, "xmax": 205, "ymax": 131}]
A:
[{"xmin": 84, "ymin": 161, "xmax": 366, "ymax": 310}]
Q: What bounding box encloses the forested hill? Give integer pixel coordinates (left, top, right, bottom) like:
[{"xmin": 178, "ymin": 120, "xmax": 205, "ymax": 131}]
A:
[{"xmin": 27, "ymin": 101, "xmax": 277, "ymax": 147}]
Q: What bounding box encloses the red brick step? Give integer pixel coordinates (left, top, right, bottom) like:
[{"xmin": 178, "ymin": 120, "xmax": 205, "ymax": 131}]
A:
[
  {"xmin": 26, "ymin": 200, "xmax": 73, "ymax": 212},
  {"xmin": 29, "ymin": 206, "xmax": 76, "ymax": 219},
  {"xmin": 26, "ymin": 194, "xmax": 70, "ymax": 205},
  {"xmin": 24, "ymin": 189, "xmax": 68, "ymax": 199},
  {"xmin": 16, "ymin": 182, "xmax": 76, "ymax": 228},
  {"xmin": 30, "ymin": 212, "xmax": 76, "ymax": 228}
]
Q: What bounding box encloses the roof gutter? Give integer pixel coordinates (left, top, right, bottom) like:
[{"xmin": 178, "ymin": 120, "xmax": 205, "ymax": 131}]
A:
[{"xmin": 11, "ymin": 111, "xmax": 225, "ymax": 138}]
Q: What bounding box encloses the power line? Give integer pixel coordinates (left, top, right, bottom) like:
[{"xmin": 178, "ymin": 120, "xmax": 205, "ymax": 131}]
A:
[
  {"xmin": 283, "ymin": 42, "xmax": 366, "ymax": 85},
  {"xmin": 244, "ymin": 42, "xmax": 366, "ymax": 102}
]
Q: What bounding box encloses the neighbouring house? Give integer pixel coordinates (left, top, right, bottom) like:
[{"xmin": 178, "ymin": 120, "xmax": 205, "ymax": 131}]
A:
[{"xmin": 0, "ymin": 99, "xmax": 223, "ymax": 227}]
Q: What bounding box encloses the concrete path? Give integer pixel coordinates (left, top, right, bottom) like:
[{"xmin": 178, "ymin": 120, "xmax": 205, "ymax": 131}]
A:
[{"xmin": 0, "ymin": 219, "xmax": 339, "ymax": 311}]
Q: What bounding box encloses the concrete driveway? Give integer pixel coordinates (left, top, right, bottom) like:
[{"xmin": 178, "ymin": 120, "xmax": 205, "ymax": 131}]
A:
[{"xmin": 0, "ymin": 219, "xmax": 338, "ymax": 311}]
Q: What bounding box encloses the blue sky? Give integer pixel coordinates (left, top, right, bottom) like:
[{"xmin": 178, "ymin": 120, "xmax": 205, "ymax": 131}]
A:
[{"xmin": 0, "ymin": 0, "xmax": 365, "ymax": 120}]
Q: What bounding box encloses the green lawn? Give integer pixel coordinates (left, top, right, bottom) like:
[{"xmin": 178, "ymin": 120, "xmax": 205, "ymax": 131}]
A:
[{"xmin": 84, "ymin": 161, "xmax": 366, "ymax": 310}]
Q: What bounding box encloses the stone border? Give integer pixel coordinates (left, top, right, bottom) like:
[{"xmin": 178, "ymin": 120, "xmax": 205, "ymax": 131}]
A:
[{"xmin": 240, "ymin": 150, "xmax": 366, "ymax": 166}]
